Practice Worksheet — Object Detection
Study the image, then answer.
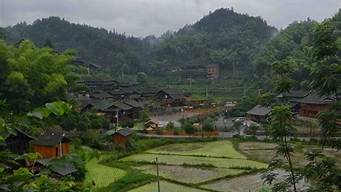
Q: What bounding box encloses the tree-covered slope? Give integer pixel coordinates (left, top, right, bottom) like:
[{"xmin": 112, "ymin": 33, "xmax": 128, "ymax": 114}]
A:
[
  {"xmin": 2, "ymin": 17, "xmax": 152, "ymax": 74},
  {"xmin": 1, "ymin": 9, "xmax": 277, "ymax": 78},
  {"xmin": 149, "ymin": 8, "xmax": 277, "ymax": 74}
]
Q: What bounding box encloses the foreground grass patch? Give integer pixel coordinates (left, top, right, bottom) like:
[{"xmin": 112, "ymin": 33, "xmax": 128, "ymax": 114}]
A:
[
  {"xmin": 85, "ymin": 158, "xmax": 126, "ymax": 188},
  {"xmin": 147, "ymin": 140, "xmax": 246, "ymax": 159},
  {"xmin": 135, "ymin": 164, "xmax": 246, "ymax": 184},
  {"xmin": 120, "ymin": 153, "xmax": 267, "ymax": 169},
  {"xmin": 128, "ymin": 180, "xmax": 208, "ymax": 192}
]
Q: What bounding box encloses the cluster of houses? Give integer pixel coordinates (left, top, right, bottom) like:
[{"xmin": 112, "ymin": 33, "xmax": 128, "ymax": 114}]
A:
[
  {"xmin": 75, "ymin": 79, "xmax": 190, "ymax": 124},
  {"xmin": 246, "ymin": 90, "xmax": 338, "ymax": 125},
  {"xmin": 4, "ymin": 125, "xmax": 136, "ymax": 178}
]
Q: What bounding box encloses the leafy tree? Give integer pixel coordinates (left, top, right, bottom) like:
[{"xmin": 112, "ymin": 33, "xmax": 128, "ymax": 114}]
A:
[
  {"xmin": 202, "ymin": 118, "xmax": 214, "ymax": 132},
  {"xmin": 265, "ymin": 105, "xmax": 298, "ymax": 192},
  {"xmin": 183, "ymin": 121, "xmax": 195, "ymax": 134},
  {"xmin": 0, "ymin": 40, "xmax": 74, "ymax": 114}
]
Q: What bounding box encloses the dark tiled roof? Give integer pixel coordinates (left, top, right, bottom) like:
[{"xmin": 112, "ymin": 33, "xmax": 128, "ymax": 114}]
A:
[
  {"xmin": 91, "ymin": 92, "xmax": 113, "ymax": 99},
  {"xmin": 108, "ymin": 89, "xmax": 125, "ymax": 96},
  {"xmin": 282, "ymin": 90, "xmax": 309, "ymax": 98},
  {"xmin": 124, "ymin": 100, "xmax": 144, "ymax": 108},
  {"xmin": 158, "ymin": 89, "xmax": 185, "ymax": 100},
  {"xmin": 113, "ymin": 101, "xmax": 133, "ymax": 110},
  {"xmin": 94, "ymin": 99, "xmax": 115, "ymax": 111},
  {"xmin": 294, "ymin": 92, "xmax": 336, "ymax": 104},
  {"xmin": 10, "ymin": 128, "xmax": 35, "ymax": 140},
  {"xmin": 50, "ymin": 162, "xmax": 77, "ymax": 176},
  {"xmin": 115, "ymin": 128, "xmax": 134, "ymax": 137},
  {"xmin": 32, "ymin": 133, "xmax": 71, "ymax": 147},
  {"xmin": 247, "ymin": 105, "xmax": 271, "ymax": 116}
]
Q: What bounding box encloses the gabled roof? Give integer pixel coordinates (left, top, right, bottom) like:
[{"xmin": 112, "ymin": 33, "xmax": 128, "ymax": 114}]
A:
[
  {"xmin": 94, "ymin": 99, "xmax": 114, "ymax": 111},
  {"xmin": 113, "ymin": 101, "xmax": 133, "ymax": 110},
  {"xmin": 94, "ymin": 100, "xmax": 133, "ymax": 111},
  {"xmin": 114, "ymin": 128, "xmax": 134, "ymax": 137},
  {"xmin": 158, "ymin": 89, "xmax": 185, "ymax": 100},
  {"xmin": 280, "ymin": 90, "xmax": 310, "ymax": 98},
  {"xmin": 7, "ymin": 128, "xmax": 35, "ymax": 140},
  {"xmin": 294, "ymin": 92, "xmax": 336, "ymax": 104},
  {"xmin": 246, "ymin": 105, "xmax": 271, "ymax": 116},
  {"xmin": 108, "ymin": 89, "xmax": 125, "ymax": 96},
  {"xmin": 124, "ymin": 100, "xmax": 144, "ymax": 108},
  {"xmin": 32, "ymin": 133, "xmax": 71, "ymax": 147},
  {"xmin": 50, "ymin": 162, "xmax": 77, "ymax": 176},
  {"xmin": 91, "ymin": 91, "xmax": 113, "ymax": 99}
]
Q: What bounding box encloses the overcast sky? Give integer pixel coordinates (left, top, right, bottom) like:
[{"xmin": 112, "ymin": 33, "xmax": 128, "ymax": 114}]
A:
[{"xmin": 0, "ymin": 0, "xmax": 340, "ymax": 37}]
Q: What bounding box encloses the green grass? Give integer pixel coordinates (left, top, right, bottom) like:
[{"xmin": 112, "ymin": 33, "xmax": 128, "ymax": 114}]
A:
[
  {"xmin": 135, "ymin": 164, "xmax": 246, "ymax": 184},
  {"xmin": 128, "ymin": 180, "xmax": 208, "ymax": 192},
  {"xmin": 147, "ymin": 140, "xmax": 246, "ymax": 159},
  {"xmin": 120, "ymin": 153, "xmax": 267, "ymax": 169},
  {"xmin": 85, "ymin": 157, "xmax": 127, "ymax": 188}
]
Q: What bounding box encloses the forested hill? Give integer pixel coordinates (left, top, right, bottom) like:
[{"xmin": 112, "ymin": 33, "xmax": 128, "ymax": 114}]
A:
[
  {"xmin": 1, "ymin": 17, "xmax": 153, "ymax": 74},
  {"xmin": 1, "ymin": 8, "xmax": 277, "ymax": 76},
  {"xmin": 148, "ymin": 8, "xmax": 277, "ymax": 74}
]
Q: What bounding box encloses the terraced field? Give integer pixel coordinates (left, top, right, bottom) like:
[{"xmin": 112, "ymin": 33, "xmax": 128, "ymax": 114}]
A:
[
  {"xmin": 85, "ymin": 157, "xmax": 127, "ymax": 188},
  {"xmin": 128, "ymin": 181, "xmax": 208, "ymax": 192},
  {"xmin": 135, "ymin": 165, "xmax": 245, "ymax": 184},
  {"xmin": 120, "ymin": 153, "xmax": 267, "ymax": 169},
  {"xmin": 147, "ymin": 140, "xmax": 246, "ymax": 159}
]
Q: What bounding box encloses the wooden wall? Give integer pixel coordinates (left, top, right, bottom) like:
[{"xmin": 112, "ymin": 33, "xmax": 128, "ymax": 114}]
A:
[
  {"xmin": 299, "ymin": 103, "xmax": 330, "ymax": 118},
  {"xmin": 112, "ymin": 134, "xmax": 128, "ymax": 145},
  {"xmin": 33, "ymin": 142, "xmax": 70, "ymax": 158}
]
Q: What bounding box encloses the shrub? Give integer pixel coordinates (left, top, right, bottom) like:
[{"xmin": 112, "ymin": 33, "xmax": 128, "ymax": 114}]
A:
[{"xmin": 183, "ymin": 121, "xmax": 195, "ymax": 134}]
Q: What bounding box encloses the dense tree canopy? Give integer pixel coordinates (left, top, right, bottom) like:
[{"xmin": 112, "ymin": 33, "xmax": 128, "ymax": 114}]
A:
[{"xmin": 0, "ymin": 40, "xmax": 76, "ymax": 113}]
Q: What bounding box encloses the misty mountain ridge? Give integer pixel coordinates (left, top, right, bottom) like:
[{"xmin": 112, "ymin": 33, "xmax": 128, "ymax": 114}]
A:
[{"xmin": 2, "ymin": 8, "xmax": 280, "ymax": 76}]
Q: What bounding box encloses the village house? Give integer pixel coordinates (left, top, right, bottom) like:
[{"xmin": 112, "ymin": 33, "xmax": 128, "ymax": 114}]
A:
[
  {"xmin": 155, "ymin": 89, "xmax": 186, "ymax": 107},
  {"xmin": 32, "ymin": 133, "xmax": 71, "ymax": 159},
  {"xmin": 277, "ymin": 90, "xmax": 310, "ymax": 114},
  {"xmin": 5, "ymin": 128, "xmax": 35, "ymax": 154},
  {"xmin": 144, "ymin": 119, "xmax": 159, "ymax": 132},
  {"xmin": 207, "ymin": 64, "xmax": 219, "ymax": 79},
  {"xmin": 109, "ymin": 128, "xmax": 134, "ymax": 146},
  {"xmin": 246, "ymin": 105, "xmax": 271, "ymax": 123},
  {"xmin": 94, "ymin": 100, "xmax": 136, "ymax": 122},
  {"xmin": 293, "ymin": 92, "xmax": 336, "ymax": 118}
]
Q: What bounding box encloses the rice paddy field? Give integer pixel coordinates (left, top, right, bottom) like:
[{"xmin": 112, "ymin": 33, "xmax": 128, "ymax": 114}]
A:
[
  {"xmin": 85, "ymin": 157, "xmax": 127, "ymax": 188},
  {"xmin": 147, "ymin": 140, "xmax": 246, "ymax": 159},
  {"xmin": 135, "ymin": 165, "xmax": 245, "ymax": 184},
  {"xmin": 89, "ymin": 140, "xmax": 273, "ymax": 192},
  {"xmin": 128, "ymin": 181, "xmax": 208, "ymax": 192},
  {"xmin": 120, "ymin": 153, "xmax": 266, "ymax": 169}
]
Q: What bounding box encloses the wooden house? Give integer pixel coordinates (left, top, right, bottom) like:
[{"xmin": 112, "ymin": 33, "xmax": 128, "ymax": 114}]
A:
[
  {"xmin": 32, "ymin": 133, "xmax": 71, "ymax": 159},
  {"xmin": 155, "ymin": 89, "xmax": 186, "ymax": 106},
  {"xmin": 5, "ymin": 128, "xmax": 35, "ymax": 154},
  {"xmin": 246, "ymin": 105, "xmax": 271, "ymax": 123},
  {"xmin": 110, "ymin": 128, "xmax": 134, "ymax": 145},
  {"xmin": 294, "ymin": 92, "xmax": 336, "ymax": 118},
  {"xmin": 207, "ymin": 64, "xmax": 219, "ymax": 79},
  {"xmin": 144, "ymin": 120, "xmax": 159, "ymax": 131},
  {"xmin": 94, "ymin": 100, "xmax": 135, "ymax": 122}
]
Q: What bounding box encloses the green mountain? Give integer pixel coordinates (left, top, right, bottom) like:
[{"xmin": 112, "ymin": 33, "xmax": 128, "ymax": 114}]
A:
[
  {"xmin": 149, "ymin": 8, "xmax": 277, "ymax": 75},
  {"xmin": 2, "ymin": 8, "xmax": 277, "ymax": 77}
]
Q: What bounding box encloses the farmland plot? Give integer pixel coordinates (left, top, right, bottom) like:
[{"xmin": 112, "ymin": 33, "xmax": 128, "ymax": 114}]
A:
[
  {"xmin": 147, "ymin": 140, "xmax": 246, "ymax": 159},
  {"xmin": 135, "ymin": 165, "xmax": 245, "ymax": 184},
  {"xmin": 128, "ymin": 181, "xmax": 208, "ymax": 192},
  {"xmin": 120, "ymin": 153, "xmax": 267, "ymax": 169},
  {"xmin": 85, "ymin": 158, "xmax": 126, "ymax": 188}
]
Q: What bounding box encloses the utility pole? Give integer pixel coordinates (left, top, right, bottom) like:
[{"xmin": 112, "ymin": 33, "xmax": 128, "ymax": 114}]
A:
[
  {"xmin": 156, "ymin": 157, "xmax": 160, "ymax": 192},
  {"xmin": 115, "ymin": 110, "xmax": 119, "ymax": 131}
]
